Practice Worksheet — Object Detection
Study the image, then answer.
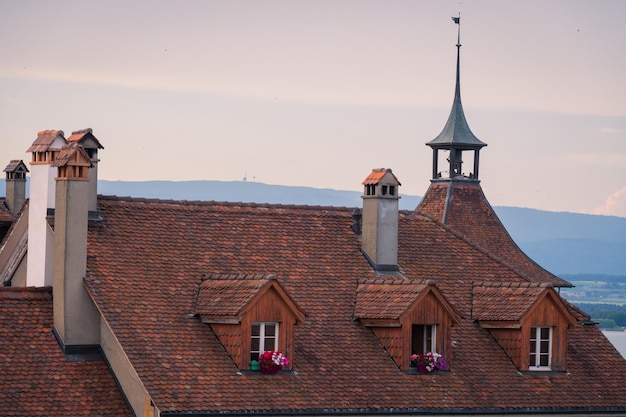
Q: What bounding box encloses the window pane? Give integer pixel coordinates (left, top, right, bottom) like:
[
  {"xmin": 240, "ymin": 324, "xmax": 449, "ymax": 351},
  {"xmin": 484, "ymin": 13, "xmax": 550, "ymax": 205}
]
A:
[
  {"xmin": 530, "ymin": 327, "xmax": 536, "ymax": 339},
  {"xmin": 540, "ymin": 340, "xmax": 550, "ymax": 354},
  {"xmin": 251, "ymin": 324, "xmax": 260, "ymax": 337},
  {"xmin": 265, "ymin": 324, "xmax": 276, "ymax": 337},
  {"xmin": 251, "ymin": 338, "xmax": 259, "ymax": 353},
  {"xmin": 540, "ymin": 354, "xmax": 549, "ymax": 367},
  {"xmin": 530, "ymin": 340, "xmax": 536, "ymax": 354},
  {"xmin": 530, "ymin": 353, "xmax": 536, "ymax": 366},
  {"xmin": 264, "ymin": 338, "xmax": 275, "ymax": 352},
  {"xmin": 541, "ymin": 327, "xmax": 550, "ymax": 339}
]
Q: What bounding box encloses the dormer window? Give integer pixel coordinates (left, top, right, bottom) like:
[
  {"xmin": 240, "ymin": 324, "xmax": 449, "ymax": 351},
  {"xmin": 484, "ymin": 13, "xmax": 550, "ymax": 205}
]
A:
[
  {"xmin": 194, "ymin": 274, "xmax": 305, "ymax": 372},
  {"xmin": 529, "ymin": 326, "xmax": 552, "ymax": 370},
  {"xmin": 355, "ymin": 280, "xmax": 460, "ymax": 371},
  {"xmin": 472, "ymin": 283, "xmax": 576, "ymax": 372},
  {"xmin": 412, "ymin": 324, "xmax": 436, "ymax": 355},
  {"xmin": 251, "ymin": 322, "xmax": 279, "ymax": 362}
]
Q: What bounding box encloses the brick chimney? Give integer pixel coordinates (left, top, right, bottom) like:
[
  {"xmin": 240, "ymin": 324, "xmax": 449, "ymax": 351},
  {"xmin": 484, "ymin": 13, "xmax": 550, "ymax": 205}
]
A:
[
  {"xmin": 52, "ymin": 142, "xmax": 100, "ymax": 351},
  {"xmin": 26, "ymin": 130, "xmax": 66, "ymax": 287},
  {"xmin": 360, "ymin": 168, "xmax": 401, "ymax": 274},
  {"xmin": 3, "ymin": 160, "xmax": 29, "ymax": 214}
]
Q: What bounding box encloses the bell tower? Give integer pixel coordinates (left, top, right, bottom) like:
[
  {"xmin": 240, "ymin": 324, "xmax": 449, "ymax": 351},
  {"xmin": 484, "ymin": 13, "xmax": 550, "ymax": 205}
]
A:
[{"xmin": 426, "ymin": 15, "xmax": 487, "ymax": 181}]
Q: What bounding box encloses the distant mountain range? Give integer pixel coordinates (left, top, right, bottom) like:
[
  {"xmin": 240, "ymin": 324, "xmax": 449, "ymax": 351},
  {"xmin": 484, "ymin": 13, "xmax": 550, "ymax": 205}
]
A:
[{"xmin": 3, "ymin": 179, "xmax": 626, "ymax": 277}]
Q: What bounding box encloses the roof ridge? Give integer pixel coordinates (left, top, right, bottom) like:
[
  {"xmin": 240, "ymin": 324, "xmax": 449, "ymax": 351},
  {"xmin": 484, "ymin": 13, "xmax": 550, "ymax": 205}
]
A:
[
  {"xmin": 97, "ymin": 194, "xmax": 357, "ymax": 212},
  {"xmin": 358, "ymin": 277, "xmax": 431, "ymax": 286},
  {"xmin": 473, "ymin": 281, "xmax": 551, "ymax": 289},
  {"xmin": 201, "ymin": 273, "xmax": 276, "ymax": 281}
]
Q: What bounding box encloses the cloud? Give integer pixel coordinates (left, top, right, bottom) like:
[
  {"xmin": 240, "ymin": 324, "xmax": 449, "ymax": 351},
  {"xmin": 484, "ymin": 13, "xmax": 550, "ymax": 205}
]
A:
[{"xmin": 593, "ymin": 186, "xmax": 626, "ymax": 218}]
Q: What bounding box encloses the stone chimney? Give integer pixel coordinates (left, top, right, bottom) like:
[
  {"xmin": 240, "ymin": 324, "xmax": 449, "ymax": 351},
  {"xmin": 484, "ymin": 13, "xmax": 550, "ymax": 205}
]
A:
[
  {"xmin": 360, "ymin": 168, "xmax": 401, "ymax": 273},
  {"xmin": 26, "ymin": 130, "xmax": 66, "ymax": 287},
  {"xmin": 3, "ymin": 160, "xmax": 29, "ymax": 214},
  {"xmin": 52, "ymin": 142, "xmax": 100, "ymax": 351},
  {"xmin": 66, "ymin": 128, "xmax": 104, "ymax": 215}
]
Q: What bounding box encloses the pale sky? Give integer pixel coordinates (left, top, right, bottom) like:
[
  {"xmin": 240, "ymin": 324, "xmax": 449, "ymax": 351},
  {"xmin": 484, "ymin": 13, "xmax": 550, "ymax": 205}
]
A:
[{"xmin": 1, "ymin": 0, "xmax": 625, "ymax": 217}]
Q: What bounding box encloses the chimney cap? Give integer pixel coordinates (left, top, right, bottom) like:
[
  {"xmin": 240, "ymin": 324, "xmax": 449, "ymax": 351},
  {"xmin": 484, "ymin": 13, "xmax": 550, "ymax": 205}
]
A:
[
  {"xmin": 26, "ymin": 130, "xmax": 66, "ymax": 153},
  {"xmin": 361, "ymin": 168, "xmax": 401, "ymax": 186},
  {"xmin": 3, "ymin": 160, "xmax": 29, "ymax": 174},
  {"xmin": 67, "ymin": 128, "xmax": 104, "ymax": 150}
]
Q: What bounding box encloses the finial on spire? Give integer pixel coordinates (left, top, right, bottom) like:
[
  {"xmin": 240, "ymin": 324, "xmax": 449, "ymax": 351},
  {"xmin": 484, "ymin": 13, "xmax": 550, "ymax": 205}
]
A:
[{"xmin": 452, "ymin": 13, "xmax": 461, "ymax": 47}]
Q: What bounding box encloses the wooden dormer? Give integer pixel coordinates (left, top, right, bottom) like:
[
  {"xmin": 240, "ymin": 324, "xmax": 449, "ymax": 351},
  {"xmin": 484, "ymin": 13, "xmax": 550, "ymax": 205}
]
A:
[
  {"xmin": 472, "ymin": 282, "xmax": 577, "ymax": 371},
  {"xmin": 194, "ymin": 274, "xmax": 305, "ymax": 370},
  {"xmin": 53, "ymin": 143, "xmax": 93, "ymax": 181},
  {"xmin": 354, "ymin": 278, "xmax": 461, "ymax": 370}
]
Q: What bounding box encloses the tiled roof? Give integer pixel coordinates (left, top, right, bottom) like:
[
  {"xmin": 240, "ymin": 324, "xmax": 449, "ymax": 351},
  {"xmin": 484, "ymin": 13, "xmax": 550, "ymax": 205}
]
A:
[
  {"xmin": 362, "ymin": 168, "xmax": 401, "ymax": 185},
  {"xmin": 472, "ymin": 282, "xmax": 549, "ymax": 321},
  {"xmin": 0, "ymin": 287, "xmax": 131, "ymax": 416},
  {"xmin": 194, "ymin": 273, "xmax": 304, "ymax": 323},
  {"xmin": 26, "ymin": 129, "xmax": 65, "ymax": 153},
  {"xmin": 418, "ymin": 182, "xmax": 571, "ymax": 287},
  {"xmin": 52, "ymin": 142, "xmax": 92, "ymax": 168},
  {"xmin": 355, "ymin": 279, "xmax": 429, "ymax": 319},
  {"xmin": 83, "ymin": 196, "xmax": 626, "ymax": 414},
  {"xmin": 3, "ymin": 159, "xmax": 28, "ymax": 173},
  {"xmin": 67, "ymin": 128, "xmax": 104, "ymax": 149},
  {"xmin": 0, "ymin": 199, "xmax": 15, "ymax": 223}
]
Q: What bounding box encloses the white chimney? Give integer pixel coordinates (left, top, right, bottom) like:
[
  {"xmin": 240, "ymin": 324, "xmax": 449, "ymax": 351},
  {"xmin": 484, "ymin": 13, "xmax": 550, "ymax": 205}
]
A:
[
  {"xmin": 360, "ymin": 168, "xmax": 401, "ymax": 274},
  {"xmin": 26, "ymin": 130, "xmax": 66, "ymax": 287}
]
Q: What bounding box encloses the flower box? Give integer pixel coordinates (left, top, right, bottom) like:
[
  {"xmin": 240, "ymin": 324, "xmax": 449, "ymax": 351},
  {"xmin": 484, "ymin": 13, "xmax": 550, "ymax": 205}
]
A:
[
  {"xmin": 258, "ymin": 350, "xmax": 290, "ymax": 374},
  {"xmin": 410, "ymin": 352, "xmax": 447, "ymax": 373}
]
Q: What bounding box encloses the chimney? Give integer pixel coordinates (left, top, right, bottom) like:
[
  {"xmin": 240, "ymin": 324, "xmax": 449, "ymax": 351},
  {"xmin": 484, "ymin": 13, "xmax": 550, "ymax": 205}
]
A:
[
  {"xmin": 52, "ymin": 142, "xmax": 100, "ymax": 351},
  {"xmin": 66, "ymin": 128, "xmax": 104, "ymax": 215},
  {"xmin": 3, "ymin": 160, "xmax": 29, "ymax": 213},
  {"xmin": 360, "ymin": 168, "xmax": 401, "ymax": 274},
  {"xmin": 26, "ymin": 130, "xmax": 66, "ymax": 287}
]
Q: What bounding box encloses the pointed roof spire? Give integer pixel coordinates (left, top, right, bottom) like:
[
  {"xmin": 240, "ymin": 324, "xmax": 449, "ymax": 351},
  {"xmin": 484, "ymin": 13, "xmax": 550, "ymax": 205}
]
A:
[{"xmin": 427, "ymin": 14, "xmax": 486, "ymax": 149}]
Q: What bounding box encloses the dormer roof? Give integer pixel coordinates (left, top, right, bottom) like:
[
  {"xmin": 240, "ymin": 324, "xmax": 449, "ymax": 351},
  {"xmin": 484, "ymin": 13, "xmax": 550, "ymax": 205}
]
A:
[
  {"xmin": 354, "ymin": 278, "xmax": 460, "ymax": 324},
  {"xmin": 194, "ymin": 273, "xmax": 305, "ymax": 324},
  {"xmin": 472, "ymin": 282, "xmax": 576, "ymax": 327}
]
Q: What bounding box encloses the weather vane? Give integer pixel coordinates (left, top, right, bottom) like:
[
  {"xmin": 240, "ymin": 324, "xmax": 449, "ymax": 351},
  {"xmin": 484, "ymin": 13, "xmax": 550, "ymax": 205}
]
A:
[{"xmin": 452, "ymin": 13, "xmax": 461, "ymax": 48}]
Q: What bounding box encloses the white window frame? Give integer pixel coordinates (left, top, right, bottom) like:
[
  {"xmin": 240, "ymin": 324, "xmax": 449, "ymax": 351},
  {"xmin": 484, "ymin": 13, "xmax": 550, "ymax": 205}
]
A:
[
  {"xmin": 413, "ymin": 324, "xmax": 437, "ymax": 354},
  {"xmin": 529, "ymin": 326, "xmax": 552, "ymax": 370},
  {"xmin": 251, "ymin": 322, "xmax": 279, "ymax": 362}
]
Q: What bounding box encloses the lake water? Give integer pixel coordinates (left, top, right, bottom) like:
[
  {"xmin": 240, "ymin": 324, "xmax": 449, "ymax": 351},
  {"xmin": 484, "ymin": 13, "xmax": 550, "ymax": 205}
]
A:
[{"xmin": 603, "ymin": 331, "xmax": 626, "ymax": 358}]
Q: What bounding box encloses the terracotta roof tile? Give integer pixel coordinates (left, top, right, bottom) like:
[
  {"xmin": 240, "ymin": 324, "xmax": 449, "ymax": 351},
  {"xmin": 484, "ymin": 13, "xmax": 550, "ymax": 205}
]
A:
[
  {"xmin": 472, "ymin": 282, "xmax": 548, "ymax": 321},
  {"xmin": 418, "ymin": 182, "xmax": 570, "ymax": 287},
  {"xmin": 82, "ymin": 196, "xmax": 626, "ymax": 413},
  {"xmin": 26, "ymin": 129, "xmax": 65, "ymax": 153},
  {"xmin": 0, "ymin": 287, "xmax": 131, "ymax": 416},
  {"xmin": 361, "ymin": 168, "xmax": 401, "ymax": 185},
  {"xmin": 355, "ymin": 281, "xmax": 428, "ymax": 319}
]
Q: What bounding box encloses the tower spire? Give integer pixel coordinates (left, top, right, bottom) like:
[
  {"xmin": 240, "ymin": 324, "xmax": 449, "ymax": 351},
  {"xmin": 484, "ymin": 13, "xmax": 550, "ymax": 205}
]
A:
[{"xmin": 426, "ymin": 15, "xmax": 486, "ymax": 181}]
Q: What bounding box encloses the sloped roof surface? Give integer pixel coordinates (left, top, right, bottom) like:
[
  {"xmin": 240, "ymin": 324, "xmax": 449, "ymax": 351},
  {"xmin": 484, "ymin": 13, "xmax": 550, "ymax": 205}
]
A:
[
  {"xmin": 354, "ymin": 278, "xmax": 429, "ymax": 319},
  {"xmin": 0, "ymin": 287, "xmax": 131, "ymax": 416},
  {"xmin": 194, "ymin": 273, "xmax": 275, "ymax": 318},
  {"xmin": 362, "ymin": 168, "xmax": 401, "ymax": 185},
  {"xmin": 418, "ymin": 182, "xmax": 570, "ymax": 287},
  {"xmin": 26, "ymin": 129, "xmax": 65, "ymax": 153},
  {"xmin": 3, "ymin": 160, "xmax": 28, "ymax": 173},
  {"xmin": 472, "ymin": 282, "xmax": 549, "ymax": 321},
  {"xmin": 67, "ymin": 128, "xmax": 104, "ymax": 149},
  {"xmin": 84, "ymin": 196, "xmax": 626, "ymax": 414},
  {"xmin": 0, "ymin": 199, "xmax": 15, "ymax": 223}
]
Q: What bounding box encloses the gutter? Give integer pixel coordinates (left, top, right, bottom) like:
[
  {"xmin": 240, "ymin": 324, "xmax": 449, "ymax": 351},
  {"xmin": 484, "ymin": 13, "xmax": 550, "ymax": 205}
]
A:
[{"xmin": 162, "ymin": 406, "xmax": 626, "ymax": 417}]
